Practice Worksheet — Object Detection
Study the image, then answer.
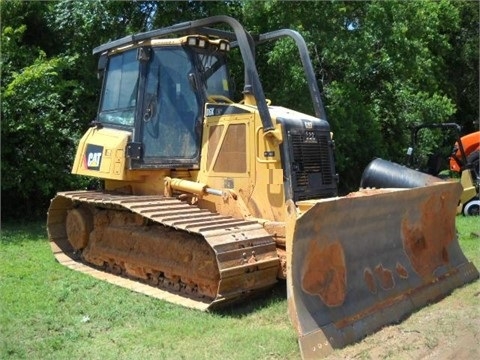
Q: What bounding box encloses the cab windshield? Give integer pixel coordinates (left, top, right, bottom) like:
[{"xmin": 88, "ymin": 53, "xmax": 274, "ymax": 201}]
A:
[
  {"xmin": 96, "ymin": 44, "xmax": 233, "ymax": 167},
  {"xmin": 141, "ymin": 47, "xmax": 200, "ymax": 160},
  {"xmin": 98, "ymin": 50, "xmax": 138, "ymax": 126},
  {"xmin": 197, "ymin": 52, "xmax": 232, "ymax": 99}
]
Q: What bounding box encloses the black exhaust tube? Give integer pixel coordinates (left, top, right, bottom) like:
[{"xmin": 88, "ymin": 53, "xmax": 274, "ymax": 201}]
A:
[{"xmin": 360, "ymin": 158, "xmax": 443, "ymax": 189}]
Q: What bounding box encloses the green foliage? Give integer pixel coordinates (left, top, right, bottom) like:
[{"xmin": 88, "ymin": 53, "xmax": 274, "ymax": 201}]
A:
[
  {"xmin": 241, "ymin": 0, "xmax": 474, "ymax": 190},
  {"xmin": 325, "ymin": 81, "xmax": 385, "ymax": 190},
  {"xmin": 1, "ymin": 3, "xmax": 72, "ymax": 218},
  {"xmin": 444, "ymin": 0, "xmax": 479, "ymax": 134},
  {"xmin": 322, "ymin": 0, "xmax": 460, "ymax": 185},
  {"xmin": 1, "ymin": 53, "xmax": 87, "ymax": 217}
]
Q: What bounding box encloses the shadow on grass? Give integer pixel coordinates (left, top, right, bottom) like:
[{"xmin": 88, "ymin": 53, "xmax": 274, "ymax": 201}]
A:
[
  {"xmin": 0, "ymin": 220, "xmax": 47, "ymax": 244},
  {"xmin": 216, "ymin": 281, "xmax": 288, "ymax": 318}
]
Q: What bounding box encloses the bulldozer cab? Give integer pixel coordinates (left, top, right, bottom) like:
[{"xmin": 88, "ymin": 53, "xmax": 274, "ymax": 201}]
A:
[
  {"xmin": 96, "ymin": 36, "xmax": 233, "ymax": 169},
  {"xmin": 89, "ymin": 16, "xmax": 338, "ymax": 203}
]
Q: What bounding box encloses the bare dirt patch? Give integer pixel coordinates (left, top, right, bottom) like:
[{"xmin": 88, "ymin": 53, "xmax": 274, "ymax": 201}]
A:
[{"xmin": 325, "ymin": 279, "xmax": 480, "ymax": 359}]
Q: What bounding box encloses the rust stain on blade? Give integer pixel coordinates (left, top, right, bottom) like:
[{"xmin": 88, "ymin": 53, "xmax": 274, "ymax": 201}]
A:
[
  {"xmin": 402, "ymin": 188, "xmax": 456, "ymax": 279},
  {"xmin": 301, "ymin": 240, "xmax": 346, "ymax": 307},
  {"xmin": 396, "ymin": 262, "xmax": 409, "ymax": 279},
  {"xmin": 364, "ymin": 268, "xmax": 377, "ymax": 294},
  {"xmin": 374, "ymin": 264, "xmax": 395, "ymax": 290}
]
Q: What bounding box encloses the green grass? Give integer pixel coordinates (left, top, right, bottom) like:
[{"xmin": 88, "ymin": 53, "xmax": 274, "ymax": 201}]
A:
[
  {"xmin": 1, "ymin": 217, "xmax": 478, "ymax": 359},
  {"xmin": 455, "ymin": 215, "xmax": 480, "ymax": 265}
]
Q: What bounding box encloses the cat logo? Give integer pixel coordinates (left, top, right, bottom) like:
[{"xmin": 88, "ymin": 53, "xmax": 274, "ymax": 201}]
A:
[
  {"xmin": 88, "ymin": 152, "xmax": 102, "ymax": 167},
  {"xmin": 84, "ymin": 144, "xmax": 104, "ymax": 170}
]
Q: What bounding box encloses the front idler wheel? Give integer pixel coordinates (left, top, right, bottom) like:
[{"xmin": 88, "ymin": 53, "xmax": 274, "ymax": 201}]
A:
[{"xmin": 65, "ymin": 206, "xmax": 93, "ymax": 250}]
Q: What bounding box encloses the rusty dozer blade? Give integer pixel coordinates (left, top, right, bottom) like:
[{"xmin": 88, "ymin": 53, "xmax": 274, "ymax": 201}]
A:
[{"xmin": 286, "ymin": 181, "xmax": 479, "ymax": 358}]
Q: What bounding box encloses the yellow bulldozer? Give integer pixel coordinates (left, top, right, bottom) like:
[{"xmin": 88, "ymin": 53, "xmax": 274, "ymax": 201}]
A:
[{"xmin": 47, "ymin": 16, "xmax": 478, "ymax": 358}]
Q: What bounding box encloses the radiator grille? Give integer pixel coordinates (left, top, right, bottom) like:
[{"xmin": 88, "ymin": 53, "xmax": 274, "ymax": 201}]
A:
[{"xmin": 290, "ymin": 132, "xmax": 334, "ymax": 187}]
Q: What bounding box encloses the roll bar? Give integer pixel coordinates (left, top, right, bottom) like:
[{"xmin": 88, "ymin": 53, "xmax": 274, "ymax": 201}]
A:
[
  {"xmin": 92, "ymin": 16, "xmax": 328, "ymax": 132},
  {"xmin": 255, "ymin": 29, "xmax": 327, "ymax": 121}
]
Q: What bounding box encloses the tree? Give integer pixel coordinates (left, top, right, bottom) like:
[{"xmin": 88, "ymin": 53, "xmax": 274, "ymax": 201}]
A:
[
  {"xmin": 444, "ymin": 0, "xmax": 479, "ymax": 134},
  {"xmin": 241, "ymin": 0, "xmax": 467, "ymax": 190},
  {"xmin": 1, "ymin": 1, "xmax": 83, "ymax": 218}
]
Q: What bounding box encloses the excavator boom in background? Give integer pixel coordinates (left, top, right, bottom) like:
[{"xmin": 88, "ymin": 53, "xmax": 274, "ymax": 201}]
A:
[{"xmin": 47, "ymin": 16, "xmax": 478, "ymax": 358}]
